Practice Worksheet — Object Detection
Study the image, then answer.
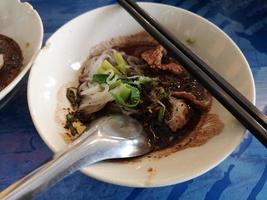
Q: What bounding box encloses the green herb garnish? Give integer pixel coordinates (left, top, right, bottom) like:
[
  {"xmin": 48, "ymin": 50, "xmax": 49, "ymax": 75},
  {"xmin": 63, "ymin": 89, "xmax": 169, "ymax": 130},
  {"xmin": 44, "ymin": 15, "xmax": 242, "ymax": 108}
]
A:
[
  {"xmin": 158, "ymin": 87, "xmax": 168, "ymax": 99},
  {"xmin": 92, "ymin": 51, "xmax": 159, "ymax": 108},
  {"xmin": 114, "ymin": 52, "xmax": 128, "ymax": 74},
  {"xmin": 111, "ymin": 84, "xmax": 140, "ymax": 108},
  {"xmin": 66, "ymin": 113, "xmax": 75, "ymax": 122},
  {"xmin": 109, "ymin": 79, "xmax": 122, "ymax": 89},
  {"xmin": 157, "ymin": 100, "xmax": 166, "ymax": 122},
  {"xmin": 186, "ymin": 38, "xmax": 195, "ymax": 45},
  {"xmin": 158, "ymin": 107, "xmax": 165, "ymax": 122},
  {"xmin": 66, "ymin": 87, "xmax": 79, "ymax": 107},
  {"xmin": 92, "ymin": 74, "xmax": 109, "ymax": 84},
  {"xmin": 97, "ymin": 59, "xmax": 121, "ymax": 75}
]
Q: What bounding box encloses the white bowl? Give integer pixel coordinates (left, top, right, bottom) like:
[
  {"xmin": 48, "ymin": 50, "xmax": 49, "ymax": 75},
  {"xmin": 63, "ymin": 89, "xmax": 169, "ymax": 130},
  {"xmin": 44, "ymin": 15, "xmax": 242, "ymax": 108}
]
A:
[
  {"xmin": 28, "ymin": 3, "xmax": 255, "ymax": 187},
  {"xmin": 0, "ymin": 0, "xmax": 43, "ymax": 106}
]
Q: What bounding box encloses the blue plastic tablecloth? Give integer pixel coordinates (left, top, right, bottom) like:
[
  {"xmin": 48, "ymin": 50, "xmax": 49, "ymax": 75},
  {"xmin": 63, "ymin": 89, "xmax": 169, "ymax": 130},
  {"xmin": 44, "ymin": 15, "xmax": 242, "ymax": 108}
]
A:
[{"xmin": 0, "ymin": 0, "xmax": 266, "ymax": 199}]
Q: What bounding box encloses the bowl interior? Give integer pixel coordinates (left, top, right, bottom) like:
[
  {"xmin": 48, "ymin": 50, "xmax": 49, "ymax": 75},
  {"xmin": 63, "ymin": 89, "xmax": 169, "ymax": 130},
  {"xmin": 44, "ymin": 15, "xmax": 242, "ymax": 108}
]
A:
[
  {"xmin": 28, "ymin": 3, "xmax": 254, "ymax": 187},
  {"xmin": 0, "ymin": 0, "xmax": 43, "ymax": 100}
]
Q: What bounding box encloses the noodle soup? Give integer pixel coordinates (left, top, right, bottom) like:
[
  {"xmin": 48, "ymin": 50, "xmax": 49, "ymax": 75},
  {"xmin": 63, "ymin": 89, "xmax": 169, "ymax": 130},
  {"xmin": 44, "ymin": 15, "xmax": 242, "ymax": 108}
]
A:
[{"xmin": 64, "ymin": 32, "xmax": 224, "ymax": 153}]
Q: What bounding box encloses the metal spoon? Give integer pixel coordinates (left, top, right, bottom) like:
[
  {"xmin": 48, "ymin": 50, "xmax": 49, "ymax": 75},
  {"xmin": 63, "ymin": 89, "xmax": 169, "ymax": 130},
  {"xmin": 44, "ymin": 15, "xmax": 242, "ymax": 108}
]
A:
[{"xmin": 0, "ymin": 114, "xmax": 152, "ymax": 200}]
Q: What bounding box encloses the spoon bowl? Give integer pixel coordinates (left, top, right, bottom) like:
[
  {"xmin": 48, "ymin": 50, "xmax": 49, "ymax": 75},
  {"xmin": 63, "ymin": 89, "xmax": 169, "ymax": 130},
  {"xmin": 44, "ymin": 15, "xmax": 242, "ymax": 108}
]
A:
[
  {"xmin": 92, "ymin": 115, "xmax": 152, "ymax": 158},
  {"xmin": 0, "ymin": 114, "xmax": 151, "ymax": 200}
]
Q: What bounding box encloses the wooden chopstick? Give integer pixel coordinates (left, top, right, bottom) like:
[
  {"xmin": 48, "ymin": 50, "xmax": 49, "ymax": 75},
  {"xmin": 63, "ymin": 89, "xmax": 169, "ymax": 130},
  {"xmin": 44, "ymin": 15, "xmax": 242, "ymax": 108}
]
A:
[
  {"xmin": 123, "ymin": 0, "xmax": 267, "ymax": 130},
  {"xmin": 117, "ymin": 0, "xmax": 267, "ymax": 147}
]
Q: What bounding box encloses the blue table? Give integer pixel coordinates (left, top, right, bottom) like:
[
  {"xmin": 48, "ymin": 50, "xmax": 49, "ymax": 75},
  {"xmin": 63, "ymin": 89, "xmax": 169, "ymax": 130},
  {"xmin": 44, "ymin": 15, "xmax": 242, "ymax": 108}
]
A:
[{"xmin": 0, "ymin": 0, "xmax": 266, "ymax": 199}]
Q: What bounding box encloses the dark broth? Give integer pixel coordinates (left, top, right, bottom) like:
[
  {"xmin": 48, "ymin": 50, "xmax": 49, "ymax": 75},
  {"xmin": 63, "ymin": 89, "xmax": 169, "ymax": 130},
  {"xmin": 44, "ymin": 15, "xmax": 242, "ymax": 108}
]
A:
[
  {"xmin": 0, "ymin": 34, "xmax": 23, "ymax": 91},
  {"xmin": 73, "ymin": 43, "xmax": 209, "ymax": 150}
]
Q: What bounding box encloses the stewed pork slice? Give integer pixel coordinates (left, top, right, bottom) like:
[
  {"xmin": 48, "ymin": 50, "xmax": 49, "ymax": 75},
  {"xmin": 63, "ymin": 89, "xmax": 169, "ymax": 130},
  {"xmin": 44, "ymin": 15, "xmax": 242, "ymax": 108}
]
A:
[
  {"xmin": 172, "ymin": 91, "xmax": 212, "ymax": 112},
  {"xmin": 165, "ymin": 97, "xmax": 190, "ymax": 132},
  {"xmin": 141, "ymin": 45, "xmax": 165, "ymax": 66},
  {"xmin": 160, "ymin": 62, "xmax": 184, "ymax": 75},
  {"xmin": 141, "ymin": 45, "xmax": 211, "ymax": 111},
  {"xmin": 141, "ymin": 45, "xmax": 184, "ymax": 75}
]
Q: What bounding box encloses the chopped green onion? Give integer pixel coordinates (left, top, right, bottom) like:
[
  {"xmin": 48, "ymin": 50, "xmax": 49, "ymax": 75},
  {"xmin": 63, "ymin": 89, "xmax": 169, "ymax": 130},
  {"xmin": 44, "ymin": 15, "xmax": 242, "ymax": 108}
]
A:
[
  {"xmin": 120, "ymin": 78, "xmax": 133, "ymax": 85},
  {"xmin": 69, "ymin": 125, "xmax": 79, "ymax": 136},
  {"xmin": 126, "ymin": 75, "xmax": 158, "ymax": 88},
  {"xmin": 186, "ymin": 38, "xmax": 195, "ymax": 45},
  {"xmin": 151, "ymin": 87, "xmax": 167, "ymax": 101},
  {"xmin": 92, "ymin": 74, "xmax": 109, "ymax": 84},
  {"xmin": 91, "ymin": 54, "xmax": 158, "ymax": 108},
  {"xmin": 111, "ymin": 92, "xmax": 140, "ymax": 108},
  {"xmin": 119, "ymin": 84, "xmax": 131, "ymax": 101},
  {"xmin": 128, "ymin": 75, "xmax": 157, "ymax": 82},
  {"xmin": 111, "ymin": 84, "xmax": 140, "ymax": 108},
  {"xmin": 157, "ymin": 100, "xmax": 166, "ymax": 122},
  {"xmin": 128, "ymin": 85, "xmax": 140, "ymax": 105},
  {"xmin": 106, "ymin": 71, "xmax": 116, "ymax": 84},
  {"xmin": 158, "ymin": 107, "xmax": 165, "ymax": 122},
  {"xmin": 114, "ymin": 52, "xmax": 126, "ymax": 66},
  {"xmin": 66, "ymin": 113, "xmax": 74, "ymax": 122},
  {"xmin": 97, "ymin": 59, "xmax": 121, "ymax": 75},
  {"xmin": 109, "ymin": 79, "xmax": 122, "ymax": 89},
  {"xmin": 66, "ymin": 87, "xmax": 79, "ymax": 107},
  {"xmin": 114, "ymin": 52, "xmax": 127, "ymax": 74},
  {"xmin": 111, "ymin": 92, "xmax": 125, "ymax": 106},
  {"xmin": 158, "ymin": 87, "xmax": 167, "ymax": 99}
]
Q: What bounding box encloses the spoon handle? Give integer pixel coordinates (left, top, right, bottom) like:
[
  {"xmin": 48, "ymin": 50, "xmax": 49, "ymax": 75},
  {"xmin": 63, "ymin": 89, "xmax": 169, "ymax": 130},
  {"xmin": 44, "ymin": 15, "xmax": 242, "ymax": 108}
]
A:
[{"xmin": 0, "ymin": 130, "xmax": 110, "ymax": 200}]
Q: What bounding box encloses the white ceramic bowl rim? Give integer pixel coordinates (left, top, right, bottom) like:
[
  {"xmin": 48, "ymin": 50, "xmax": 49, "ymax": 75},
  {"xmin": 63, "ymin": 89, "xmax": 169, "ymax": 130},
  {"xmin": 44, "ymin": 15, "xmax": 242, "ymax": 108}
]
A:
[
  {"xmin": 0, "ymin": 0, "xmax": 43, "ymax": 100},
  {"xmin": 28, "ymin": 3, "xmax": 255, "ymax": 187}
]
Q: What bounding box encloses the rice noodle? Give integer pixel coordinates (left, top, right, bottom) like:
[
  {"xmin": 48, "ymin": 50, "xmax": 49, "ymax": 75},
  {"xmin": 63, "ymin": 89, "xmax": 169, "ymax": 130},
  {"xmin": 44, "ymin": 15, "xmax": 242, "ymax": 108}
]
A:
[
  {"xmin": 126, "ymin": 55, "xmax": 147, "ymax": 68},
  {"xmin": 106, "ymin": 70, "xmax": 116, "ymax": 84},
  {"xmin": 80, "ymin": 49, "xmax": 118, "ymax": 82},
  {"xmin": 79, "ymin": 83, "xmax": 111, "ymax": 106},
  {"xmin": 77, "ymin": 48, "xmax": 146, "ymax": 115},
  {"xmin": 77, "ymin": 49, "xmax": 125, "ymax": 114},
  {"xmin": 79, "ymin": 83, "xmax": 101, "ymax": 96}
]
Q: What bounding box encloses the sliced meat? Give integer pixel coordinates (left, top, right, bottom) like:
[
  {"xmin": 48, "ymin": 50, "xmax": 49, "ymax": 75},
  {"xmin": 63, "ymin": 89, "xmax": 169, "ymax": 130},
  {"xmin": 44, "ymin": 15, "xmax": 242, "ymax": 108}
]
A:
[
  {"xmin": 141, "ymin": 45, "xmax": 165, "ymax": 66},
  {"xmin": 141, "ymin": 45, "xmax": 183, "ymax": 75},
  {"xmin": 172, "ymin": 91, "xmax": 212, "ymax": 111},
  {"xmin": 160, "ymin": 62, "xmax": 184, "ymax": 75},
  {"xmin": 165, "ymin": 97, "xmax": 189, "ymax": 132}
]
